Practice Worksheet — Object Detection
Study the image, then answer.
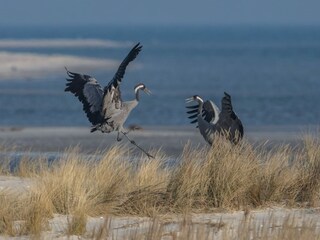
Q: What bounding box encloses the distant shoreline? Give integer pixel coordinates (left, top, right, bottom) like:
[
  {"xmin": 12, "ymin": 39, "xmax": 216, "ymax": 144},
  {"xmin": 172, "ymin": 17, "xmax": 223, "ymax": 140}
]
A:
[
  {"xmin": 0, "ymin": 125, "xmax": 316, "ymax": 156},
  {"xmin": 0, "ymin": 51, "xmax": 119, "ymax": 80}
]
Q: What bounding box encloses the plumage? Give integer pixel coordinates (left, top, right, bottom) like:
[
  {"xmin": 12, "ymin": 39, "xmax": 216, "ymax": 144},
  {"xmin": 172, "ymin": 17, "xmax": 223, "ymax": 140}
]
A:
[
  {"xmin": 190, "ymin": 119, "xmax": 198, "ymax": 124},
  {"xmin": 65, "ymin": 42, "xmax": 151, "ymax": 139},
  {"xmin": 186, "ymin": 99, "xmax": 219, "ymax": 127},
  {"xmin": 65, "ymin": 70, "xmax": 104, "ymax": 125},
  {"xmin": 103, "ymin": 43, "xmax": 143, "ymax": 111},
  {"xmin": 188, "ymin": 113, "xmax": 199, "ymax": 119},
  {"xmin": 186, "ymin": 105, "xmax": 198, "ymax": 109},
  {"xmin": 186, "ymin": 92, "xmax": 243, "ymax": 144},
  {"xmin": 186, "ymin": 109, "xmax": 198, "ymax": 114}
]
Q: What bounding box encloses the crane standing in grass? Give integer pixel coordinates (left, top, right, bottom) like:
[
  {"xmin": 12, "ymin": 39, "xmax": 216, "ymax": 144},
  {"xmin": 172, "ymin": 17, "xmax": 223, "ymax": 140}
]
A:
[
  {"xmin": 186, "ymin": 92, "xmax": 244, "ymax": 145},
  {"xmin": 65, "ymin": 43, "xmax": 153, "ymax": 158}
]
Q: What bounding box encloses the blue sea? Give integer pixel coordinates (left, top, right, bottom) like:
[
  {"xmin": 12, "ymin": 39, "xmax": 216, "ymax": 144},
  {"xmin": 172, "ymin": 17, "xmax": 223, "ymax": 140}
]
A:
[{"xmin": 0, "ymin": 25, "xmax": 320, "ymax": 128}]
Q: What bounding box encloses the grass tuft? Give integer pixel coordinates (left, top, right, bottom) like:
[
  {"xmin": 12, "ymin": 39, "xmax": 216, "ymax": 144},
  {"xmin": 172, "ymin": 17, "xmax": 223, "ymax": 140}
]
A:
[{"xmin": 1, "ymin": 135, "xmax": 320, "ymax": 238}]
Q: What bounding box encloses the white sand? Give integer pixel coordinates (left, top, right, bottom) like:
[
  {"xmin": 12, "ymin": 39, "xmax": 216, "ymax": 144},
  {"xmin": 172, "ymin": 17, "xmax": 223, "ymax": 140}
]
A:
[
  {"xmin": 0, "ymin": 176, "xmax": 32, "ymax": 192},
  {"xmin": 0, "ymin": 39, "xmax": 142, "ymax": 80},
  {"xmin": 0, "ymin": 51, "xmax": 119, "ymax": 80},
  {"xmin": 44, "ymin": 209, "xmax": 320, "ymax": 239},
  {"xmin": 0, "ymin": 39, "xmax": 132, "ymax": 49}
]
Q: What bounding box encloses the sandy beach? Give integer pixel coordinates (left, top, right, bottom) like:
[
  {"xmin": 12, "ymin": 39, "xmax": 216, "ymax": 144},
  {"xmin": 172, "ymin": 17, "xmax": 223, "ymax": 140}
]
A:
[{"xmin": 0, "ymin": 204, "xmax": 319, "ymax": 239}]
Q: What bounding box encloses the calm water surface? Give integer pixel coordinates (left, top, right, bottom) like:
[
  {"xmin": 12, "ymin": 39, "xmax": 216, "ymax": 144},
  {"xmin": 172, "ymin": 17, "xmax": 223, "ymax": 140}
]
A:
[{"xmin": 0, "ymin": 25, "xmax": 320, "ymax": 127}]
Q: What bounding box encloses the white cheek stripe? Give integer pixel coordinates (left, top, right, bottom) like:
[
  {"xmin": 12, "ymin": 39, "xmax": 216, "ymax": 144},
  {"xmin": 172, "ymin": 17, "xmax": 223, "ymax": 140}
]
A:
[
  {"xmin": 196, "ymin": 96, "xmax": 204, "ymax": 103},
  {"xmin": 134, "ymin": 84, "xmax": 144, "ymax": 93}
]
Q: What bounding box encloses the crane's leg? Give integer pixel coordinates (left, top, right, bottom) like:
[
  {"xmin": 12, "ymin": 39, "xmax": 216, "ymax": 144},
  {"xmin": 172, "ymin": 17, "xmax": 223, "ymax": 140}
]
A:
[
  {"xmin": 121, "ymin": 131, "xmax": 154, "ymax": 159},
  {"xmin": 117, "ymin": 132, "xmax": 122, "ymax": 141},
  {"xmin": 117, "ymin": 129, "xmax": 131, "ymax": 141}
]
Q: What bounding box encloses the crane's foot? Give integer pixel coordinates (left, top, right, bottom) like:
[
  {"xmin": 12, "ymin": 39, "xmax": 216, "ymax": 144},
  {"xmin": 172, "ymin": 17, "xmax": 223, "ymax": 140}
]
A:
[{"xmin": 117, "ymin": 132, "xmax": 123, "ymax": 141}]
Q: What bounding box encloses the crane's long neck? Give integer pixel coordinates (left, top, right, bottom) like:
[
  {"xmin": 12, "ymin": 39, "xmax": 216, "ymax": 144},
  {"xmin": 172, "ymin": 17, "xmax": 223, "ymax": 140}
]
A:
[
  {"xmin": 196, "ymin": 97, "xmax": 204, "ymax": 115},
  {"xmin": 135, "ymin": 85, "xmax": 144, "ymax": 102},
  {"xmin": 198, "ymin": 101, "xmax": 203, "ymax": 114},
  {"xmin": 135, "ymin": 88, "xmax": 141, "ymax": 101}
]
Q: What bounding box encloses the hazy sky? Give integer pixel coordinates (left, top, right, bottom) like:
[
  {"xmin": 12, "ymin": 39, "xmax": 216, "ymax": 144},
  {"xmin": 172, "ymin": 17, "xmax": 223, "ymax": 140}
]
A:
[{"xmin": 1, "ymin": 0, "xmax": 320, "ymax": 26}]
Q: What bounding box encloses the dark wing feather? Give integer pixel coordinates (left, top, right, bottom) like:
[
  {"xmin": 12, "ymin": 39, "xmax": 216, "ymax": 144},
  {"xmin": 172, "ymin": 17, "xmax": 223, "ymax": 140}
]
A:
[
  {"xmin": 186, "ymin": 104, "xmax": 200, "ymax": 125},
  {"xmin": 221, "ymin": 92, "xmax": 237, "ymax": 119},
  {"xmin": 65, "ymin": 68, "xmax": 104, "ymax": 125},
  {"xmin": 190, "ymin": 119, "xmax": 198, "ymax": 124},
  {"xmin": 186, "ymin": 100, "xmax": 217, "ymax": 127},
  {"xmin": 203, "ymin": 100, "xmax": 217, "ymax": 123},
  {"xmin": 110, "ymin": 42, "xmax": 142, "ymax": 88},
  {"xmin": 219, "ymin": 92, "xmax": 244, "ymax": 143},
  {"xmin": 186, "ymin": 109, "xmax": 198, "ymax": 114},
  {"xmin": 103, "ymin": 43, "xmax": 143, "ymax": 109},
  {"xmin": 188, "ymin": 113, "xmax": 199, "ymax": 119},
  {"xmin": 186, "ymin": 105, "xmax": 198, "ymax": 109}
]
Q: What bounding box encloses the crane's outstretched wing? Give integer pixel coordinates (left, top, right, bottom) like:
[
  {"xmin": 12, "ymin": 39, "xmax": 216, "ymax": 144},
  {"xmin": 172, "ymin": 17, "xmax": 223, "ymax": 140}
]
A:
[
  {"xmin": 65, "ymin": 68, "xmax": 104, "ymax": 125},
  {"xmin": 203, "ymin": 100, "xmax": 220, "ymax": 123},
  {"xmin": 102, "ymin": 43, "xmax": 142, "ymax": 118},
  {"xmin": 186, "ymin": 104, "xmax": 199, "ymax": 124},
  {"xmin": 109, "ymin": 42, "xmax": 142, "ymax": 90},
  {"xmin": 186, "ymin": 100, "xmax": 219, "ymax": 126},
  {"xmin": 221, "ymin": 92, "xmax": 237, "ymax": 120},
  {"xmin": 220, "ymin": 92, "xmax": 244, "ymax": 142}
]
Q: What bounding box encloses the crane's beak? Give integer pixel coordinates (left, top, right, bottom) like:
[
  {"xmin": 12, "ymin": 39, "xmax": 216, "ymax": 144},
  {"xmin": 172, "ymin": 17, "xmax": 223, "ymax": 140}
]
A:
[
  {"xmin": 185, "ymin": 97, "xmax": 195, "ymax": 103},
  {"xmin": 144, "ymin": 88, "xmax": 152, "ymax": 95}
]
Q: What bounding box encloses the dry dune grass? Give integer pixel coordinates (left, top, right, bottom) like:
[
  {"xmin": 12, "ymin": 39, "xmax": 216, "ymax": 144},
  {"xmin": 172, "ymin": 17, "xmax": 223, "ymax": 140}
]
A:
[
  {"xmin": 168, "ymin": 139, "xmax": 260, "ymax": 210},
  {"xmin": 1, "ymin": 135, "xmax": 320, "ymax": 238}
]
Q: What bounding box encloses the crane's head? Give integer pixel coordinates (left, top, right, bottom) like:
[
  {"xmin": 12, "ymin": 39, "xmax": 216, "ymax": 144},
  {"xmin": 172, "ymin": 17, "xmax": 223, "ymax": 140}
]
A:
[
  {"xmin": 134, "ymin": 83, "xmax": 151, "ymax": 95},
  {"xmin": 185, "ymin": 95, "xmax": 204, "ymax": 104}
]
